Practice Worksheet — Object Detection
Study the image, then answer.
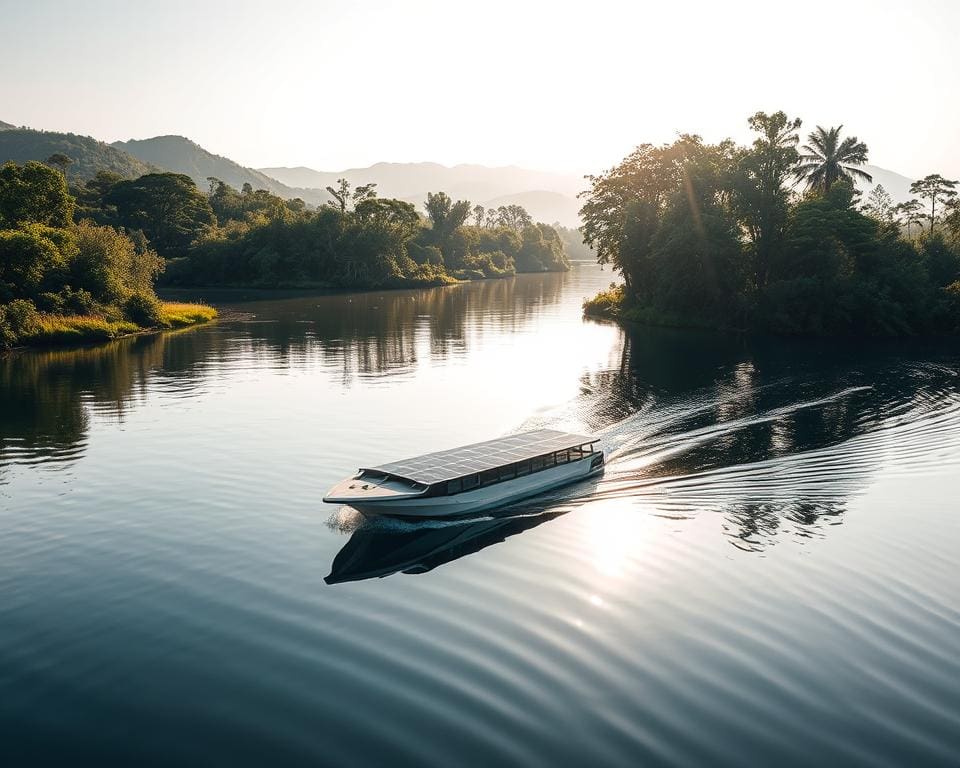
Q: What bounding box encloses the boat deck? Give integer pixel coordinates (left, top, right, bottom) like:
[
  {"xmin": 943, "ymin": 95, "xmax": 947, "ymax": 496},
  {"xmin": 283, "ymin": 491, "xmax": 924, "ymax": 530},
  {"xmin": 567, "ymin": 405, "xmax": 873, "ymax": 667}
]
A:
[{"xmin": 362, "ymin": 429, "xmax": 598, "ymax": 485}]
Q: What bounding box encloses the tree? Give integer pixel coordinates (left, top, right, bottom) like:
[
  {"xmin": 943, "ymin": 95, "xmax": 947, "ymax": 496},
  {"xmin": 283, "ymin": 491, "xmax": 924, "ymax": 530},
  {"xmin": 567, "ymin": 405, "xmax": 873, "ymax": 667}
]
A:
[
  {"xmin": 945, "ymin": 198, "xmax": 960, "ymax": 240},
  {"xmin": 46, "ymin": 153, "xmax": 73, "ymax": 178},
  {"xmin": 0, "ymin": 225, "xmax": 70, "ymax": 301},
  {"xmin": 424, "ymin": 191, "xmax": 471, "ymax": 253},
  {"xmin": 893, "ymin": 199, "xmax": 925, "ymax": 238},
  {"xmin": 795, "ymin": 126, "xmax": 872, "ymax": 193},
  {"xmin": 733, "ymin": 110, "xmax": 801, "ymax": 286},
  {"xmin": 0, "ymin": 161, "xmax": 75, "ymax": 228},
  {"xmin": 326, "ymin": 178, "xmax": 351, "ymax": 213},
  {"xmin": 472, "ymin": 204, "xmax": 485, "ymax": 227},
  {"xmin": 579, "ymin": 135, "xmax": 710, "ymax": 295},
  {"xmin": 69, "ymin": 220, "xmax": 164, "ymax": 304},
  {"xmin": 909, "ymin": 174, "xmax": 958, "ymax": 233},
  {"xmin": 107, "ymin": 173, "xmax": 215, "ymax": 256},
  {"xmin": 862, "ymin": 184, "xmax": 895, "ymax": 222},
  {"xmin": 352, "ymin": 183, "xmax": 377, "ymax": 206}
]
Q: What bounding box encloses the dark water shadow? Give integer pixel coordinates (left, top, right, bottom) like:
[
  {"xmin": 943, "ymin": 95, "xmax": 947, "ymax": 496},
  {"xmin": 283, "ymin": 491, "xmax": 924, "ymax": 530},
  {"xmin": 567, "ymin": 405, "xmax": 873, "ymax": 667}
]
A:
[{"xmin": 324, "ymin": 474, "xmax": 605, "ymax": 584}]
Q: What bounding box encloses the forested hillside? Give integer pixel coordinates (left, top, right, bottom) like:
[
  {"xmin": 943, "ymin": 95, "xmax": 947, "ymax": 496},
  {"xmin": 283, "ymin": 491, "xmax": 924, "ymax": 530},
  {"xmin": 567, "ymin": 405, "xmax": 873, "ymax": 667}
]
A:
[
  {"xmin": 0, "ymin": 128, "xmax": 154, "ymax": 180},
  {"xmin": 113, "ymin": 136, "xmax": 294, "ymax": 198}
]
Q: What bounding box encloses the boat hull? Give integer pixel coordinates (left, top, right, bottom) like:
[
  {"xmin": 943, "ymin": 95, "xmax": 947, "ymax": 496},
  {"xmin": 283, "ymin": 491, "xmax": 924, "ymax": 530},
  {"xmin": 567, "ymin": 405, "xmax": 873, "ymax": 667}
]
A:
[{"xmin": 343, "ymin": 454, "xmax": 603, "ymax": 518}]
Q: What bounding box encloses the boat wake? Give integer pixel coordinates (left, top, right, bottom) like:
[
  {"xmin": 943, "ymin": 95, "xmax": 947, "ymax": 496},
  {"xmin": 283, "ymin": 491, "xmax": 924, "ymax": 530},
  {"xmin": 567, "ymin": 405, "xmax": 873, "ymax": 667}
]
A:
[{"xmin": 326, "ymin": 357, "xmax": 960, "ymax": 579}]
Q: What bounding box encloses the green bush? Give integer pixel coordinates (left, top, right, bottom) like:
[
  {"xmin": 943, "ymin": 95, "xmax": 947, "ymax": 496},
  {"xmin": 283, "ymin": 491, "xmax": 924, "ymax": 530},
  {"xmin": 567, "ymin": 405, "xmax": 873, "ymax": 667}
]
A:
[
  {"xmin": 124, "ymin": 292, "xmax": 163, "ymax": 327},
  {"xmin": 0, "ymin": 298, "xmax": 41, "ymax": 347}
]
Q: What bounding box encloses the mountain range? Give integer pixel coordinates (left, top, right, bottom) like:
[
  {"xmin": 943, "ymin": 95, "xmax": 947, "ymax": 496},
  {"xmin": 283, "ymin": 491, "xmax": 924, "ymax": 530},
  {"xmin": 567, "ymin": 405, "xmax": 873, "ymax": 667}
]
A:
[{"xmin": 0, "ymin": 118, "xmax": 919, "ymax": 226}]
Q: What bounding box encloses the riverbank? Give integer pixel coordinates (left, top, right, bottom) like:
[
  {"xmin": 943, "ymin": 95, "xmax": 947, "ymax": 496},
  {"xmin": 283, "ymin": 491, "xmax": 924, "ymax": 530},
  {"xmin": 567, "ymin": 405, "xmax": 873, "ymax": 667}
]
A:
[
  {"xmin": 584, "ymin": 282, "xmax": 960, "ymax": 337},
  {"xmin": 9, "ymin": 301, "xmax": 217, "ymax": 350},
  {"xmin": 582, "ymin": 284, "xmax": 728, "ymax": 331}
]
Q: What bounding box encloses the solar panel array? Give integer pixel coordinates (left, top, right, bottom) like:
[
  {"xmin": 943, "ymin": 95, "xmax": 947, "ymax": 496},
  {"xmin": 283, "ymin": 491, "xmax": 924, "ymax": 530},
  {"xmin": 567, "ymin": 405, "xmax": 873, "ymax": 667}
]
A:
[{"xmin": 364, "ymin": 429, "xmax": 598, "ymax": 485}]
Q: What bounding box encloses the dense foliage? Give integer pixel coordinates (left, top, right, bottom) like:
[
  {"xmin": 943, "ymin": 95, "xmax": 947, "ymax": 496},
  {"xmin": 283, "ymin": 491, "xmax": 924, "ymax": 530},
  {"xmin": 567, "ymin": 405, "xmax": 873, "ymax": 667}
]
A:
[
  {"xmin": 0, "ymin": 155, "xmax": 570, "ymax": 345},
  {"xmin": 581, "ymin": 112, "xmax": 960, "ymax": 336},
  {"xmin": 162, "ymin": 178, "xmax": 569, "ymax": 288},
  {"xmin": 0, "ymin": 161, "xmax": 196, "ymax": 348}
]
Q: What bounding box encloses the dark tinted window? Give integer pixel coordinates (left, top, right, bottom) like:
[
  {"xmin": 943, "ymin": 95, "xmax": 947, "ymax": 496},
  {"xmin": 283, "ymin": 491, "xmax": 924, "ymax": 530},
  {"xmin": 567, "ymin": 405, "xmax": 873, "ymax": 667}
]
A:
[
  {"xmin": 500, "ymin": 464, "xmax": 517, "ymax": 481},
  {"xmin": 556, "ymin": 450, "xmax": 569, "ymax": 464},
  {"xmin": 480, "ymin": 469, "xmax": 499, "ymax": 487},
  {"xmin": 463, "ymin": 474, "xmax": 479, "ymax": 490},
  {"xmin": 447, "ymin": 478, "xmax": 463, "ymax": 495},
  {"xmin": 516, "ymin": 460, "xmax": 531, "ymax": 476}
]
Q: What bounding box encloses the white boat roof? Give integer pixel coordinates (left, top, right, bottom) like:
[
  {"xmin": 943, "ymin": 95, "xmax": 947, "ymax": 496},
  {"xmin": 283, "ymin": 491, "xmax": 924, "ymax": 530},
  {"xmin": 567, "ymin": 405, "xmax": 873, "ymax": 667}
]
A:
[{"xmin": 363, "ymin": 428, "xmax": 598, "ymax": 485}]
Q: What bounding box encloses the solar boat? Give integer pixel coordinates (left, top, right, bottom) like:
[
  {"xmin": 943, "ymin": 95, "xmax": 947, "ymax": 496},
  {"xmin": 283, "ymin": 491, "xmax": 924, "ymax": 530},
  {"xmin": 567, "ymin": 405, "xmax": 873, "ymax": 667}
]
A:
[{"xmin": 323, "ymin": 429, "xmax": 604, "ymax": 517}]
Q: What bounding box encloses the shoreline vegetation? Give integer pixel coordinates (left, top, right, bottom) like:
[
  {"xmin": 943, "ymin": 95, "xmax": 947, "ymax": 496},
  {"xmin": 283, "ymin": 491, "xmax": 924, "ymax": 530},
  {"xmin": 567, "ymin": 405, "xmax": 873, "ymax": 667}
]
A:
[
  {"xmin": 17, "ymin": 301, "xmax": 217, "ymax": 349},
  {"xmin": 1, "ymin": 157, "xmax": 573, "ymax": 350},
  {"xmin": 580, "ymin": 111, "xmax": 960, "ymax": 337},
  {"xmin": 0, "ymin": 157, "xmax": 219, "ymax": 350}
]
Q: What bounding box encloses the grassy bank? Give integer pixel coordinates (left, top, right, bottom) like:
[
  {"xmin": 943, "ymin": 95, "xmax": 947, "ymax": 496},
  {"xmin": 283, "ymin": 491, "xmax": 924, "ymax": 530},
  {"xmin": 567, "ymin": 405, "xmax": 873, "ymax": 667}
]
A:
[
  {"xmin": 583, "ymin": 284, "xmax": 725, "ymax": 330},
  {"xmin": 16, "ymin": 302, "xmax": 217, "ymax": 348}
]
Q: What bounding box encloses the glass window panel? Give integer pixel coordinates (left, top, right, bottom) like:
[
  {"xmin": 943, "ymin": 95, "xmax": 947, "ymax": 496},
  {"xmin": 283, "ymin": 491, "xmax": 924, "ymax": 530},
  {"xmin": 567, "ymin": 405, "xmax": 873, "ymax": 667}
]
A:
[{"xmin": 480, "ymin": 469, "xmax": 499, "ymax": 487}]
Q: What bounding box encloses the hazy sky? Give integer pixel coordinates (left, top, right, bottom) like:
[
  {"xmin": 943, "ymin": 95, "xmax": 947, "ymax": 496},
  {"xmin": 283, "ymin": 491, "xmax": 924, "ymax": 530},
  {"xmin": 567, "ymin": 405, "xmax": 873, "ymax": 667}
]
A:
[{"xmin": 2, "ymin": 0, "xmax": 958, "ymax": 178}]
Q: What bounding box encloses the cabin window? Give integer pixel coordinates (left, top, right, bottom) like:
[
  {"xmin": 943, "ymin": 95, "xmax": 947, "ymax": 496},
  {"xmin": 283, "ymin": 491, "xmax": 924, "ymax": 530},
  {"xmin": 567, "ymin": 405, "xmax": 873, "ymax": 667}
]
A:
[
  {"xmin": 569, "ymin": 446, "xmax": 583, "ymax": 461},
  {"xmin": 480, "ymin": 469, "xmax": 499, "ymax": 487},
  {"xmin": 542, "ymin": 453, "xmax": 556, "ymax": 468},
  {"xmin": 462, "ymin": 474, "xmax": 480, "ymax": 491},
  {"xmin": 516, "ymin": 460, "xmax": 531, "ymax": 476},
  {"xmin": 500, "ymin": 464, "xmax": 517, "ymax": 481},
  {"xmin": 555, "ymin": 450, "xmax": 569, "ymax": 464},
  {"xmin": 447, "ymin": 478, "xmax": 463, "ymax": 495},
  {"xmin": 531, "ymin": 455, "xmax": 544, "ymax": 472},
  {"xmin": 582, "ymin": 444, "xmax": 593, "ymax": 455}
]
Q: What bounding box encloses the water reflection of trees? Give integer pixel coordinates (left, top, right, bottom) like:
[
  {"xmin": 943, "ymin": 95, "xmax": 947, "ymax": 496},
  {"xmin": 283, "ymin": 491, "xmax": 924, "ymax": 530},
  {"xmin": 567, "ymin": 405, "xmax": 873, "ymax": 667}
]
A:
[
  {"xmin": 0, "ymin": 275, "xmax": 570, "ymax": 468},
  {"xmin": 577, "ymin": 328, "xmax": 959, "ymax": 552},
  {"xmin": 0, "ymin": 330, "xmax": 210, "ymax": 472}
]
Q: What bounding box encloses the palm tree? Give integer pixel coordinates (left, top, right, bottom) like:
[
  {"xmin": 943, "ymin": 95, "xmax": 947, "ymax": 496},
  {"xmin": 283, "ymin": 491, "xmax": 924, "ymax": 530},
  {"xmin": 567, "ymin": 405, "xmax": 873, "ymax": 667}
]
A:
[{"xmin": 795, "ymin": 126, "xmax": 872, "ymax": 193}]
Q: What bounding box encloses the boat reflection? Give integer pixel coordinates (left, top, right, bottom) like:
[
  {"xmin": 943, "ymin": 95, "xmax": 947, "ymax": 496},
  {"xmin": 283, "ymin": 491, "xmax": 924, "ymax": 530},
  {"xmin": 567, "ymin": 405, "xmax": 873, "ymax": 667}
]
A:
[
  {"xmin": 325, "ymin": 475, "xmax": 603, "ymax": 584},
  {"xmin": 325, "ymin": 510, "xmax": 565, "ymax": 584}
]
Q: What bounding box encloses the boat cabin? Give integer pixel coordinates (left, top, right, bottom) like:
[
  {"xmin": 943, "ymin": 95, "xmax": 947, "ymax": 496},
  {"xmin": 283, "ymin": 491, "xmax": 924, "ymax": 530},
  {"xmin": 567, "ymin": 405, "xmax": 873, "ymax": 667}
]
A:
[{"xmin": 325, "ymin": 429, "xmax": 601, "ymax": 504}]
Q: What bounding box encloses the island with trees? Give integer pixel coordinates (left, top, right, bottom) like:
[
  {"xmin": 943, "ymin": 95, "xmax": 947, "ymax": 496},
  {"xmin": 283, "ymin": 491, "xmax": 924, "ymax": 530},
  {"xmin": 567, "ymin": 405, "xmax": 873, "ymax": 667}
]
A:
[{"xmin": 581, "ymin": 111, "xmax": 960, "ymax": 336}]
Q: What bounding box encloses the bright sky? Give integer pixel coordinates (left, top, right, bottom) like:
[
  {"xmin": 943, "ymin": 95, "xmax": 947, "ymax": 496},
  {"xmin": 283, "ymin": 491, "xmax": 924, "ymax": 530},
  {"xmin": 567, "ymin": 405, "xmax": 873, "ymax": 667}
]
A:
[{"xmin": 2, "ymin": 0, "xmax": 958, "ymax": 178}]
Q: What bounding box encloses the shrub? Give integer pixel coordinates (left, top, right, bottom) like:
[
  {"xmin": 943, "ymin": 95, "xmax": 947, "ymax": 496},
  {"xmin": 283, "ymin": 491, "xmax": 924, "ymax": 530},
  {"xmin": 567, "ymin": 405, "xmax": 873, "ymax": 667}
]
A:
[
  {"xmin": 0, "ymin": 298, "xmax": 41, "ymax": 347},
  {"xmin": 583, "ymin": 284, "xmax": 625, "ymax": 316},
  {"xmin": 124, "ymin": 292, "xmax": 163, "ymax": 327}
]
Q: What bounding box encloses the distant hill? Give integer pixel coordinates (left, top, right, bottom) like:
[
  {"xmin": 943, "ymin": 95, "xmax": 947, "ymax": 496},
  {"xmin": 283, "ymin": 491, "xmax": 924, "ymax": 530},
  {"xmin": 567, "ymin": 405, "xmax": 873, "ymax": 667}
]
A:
[
  {"xmin": 0, "ymin": 120, "xmax": 15, "ymax": 131},
  {"xmin": 113, "ymin": 135, "xmax": 296, "ymax": 197},
  {"xmin": 478, "ymin": 190, "xmax": 583, "ymax": 228},
  {"xmin": 0, "ymin": 126, "xmax": 154, "ymax": 180},
  {"xmin": 260, "ymin": 161, "xmax": 588, "ymax": 226},
  {"xmin": 859, "ymin": 164, "xmax": 916, "ymax": 204}
]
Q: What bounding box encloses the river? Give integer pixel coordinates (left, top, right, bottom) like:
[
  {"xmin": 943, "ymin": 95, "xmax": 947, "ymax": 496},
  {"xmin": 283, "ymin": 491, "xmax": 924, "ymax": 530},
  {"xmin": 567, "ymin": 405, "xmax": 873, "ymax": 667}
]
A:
[{"xmin": 2, "ymin": 263, "xmax": 960, "ymax": 766}]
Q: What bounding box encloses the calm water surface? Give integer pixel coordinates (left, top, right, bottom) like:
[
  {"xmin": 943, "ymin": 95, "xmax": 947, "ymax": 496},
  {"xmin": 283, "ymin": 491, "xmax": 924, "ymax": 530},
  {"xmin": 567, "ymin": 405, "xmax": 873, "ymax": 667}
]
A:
[{"xmin": 2, "ymin": 264, "xmax": 960, "ymax": 766}]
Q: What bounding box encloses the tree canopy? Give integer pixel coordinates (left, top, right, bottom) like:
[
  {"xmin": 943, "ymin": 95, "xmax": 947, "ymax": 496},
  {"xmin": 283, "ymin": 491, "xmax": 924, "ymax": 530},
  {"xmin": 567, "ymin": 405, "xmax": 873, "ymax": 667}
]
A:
[{"xmin": 580, "ymin": 111, "xmax": 960, "ymax": 337}]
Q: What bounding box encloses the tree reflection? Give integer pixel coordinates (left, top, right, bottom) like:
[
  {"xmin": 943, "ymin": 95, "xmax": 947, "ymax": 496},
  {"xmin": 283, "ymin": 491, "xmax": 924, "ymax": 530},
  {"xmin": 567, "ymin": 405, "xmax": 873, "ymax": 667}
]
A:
[
  {"xmin": 0, "ymin": 275, "xmax": 570, "ymax": 468},
  {"xmin": 577, "ymin": 327, "xmax": 959, "ymax": 552}
]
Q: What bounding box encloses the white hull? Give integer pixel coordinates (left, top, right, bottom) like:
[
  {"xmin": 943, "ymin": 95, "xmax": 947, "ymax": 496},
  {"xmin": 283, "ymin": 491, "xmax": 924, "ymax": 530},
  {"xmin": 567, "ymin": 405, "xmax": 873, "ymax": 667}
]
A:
[{"xmin": 344, "ymin": 456, "xmax": 602, "ymax": 518}]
